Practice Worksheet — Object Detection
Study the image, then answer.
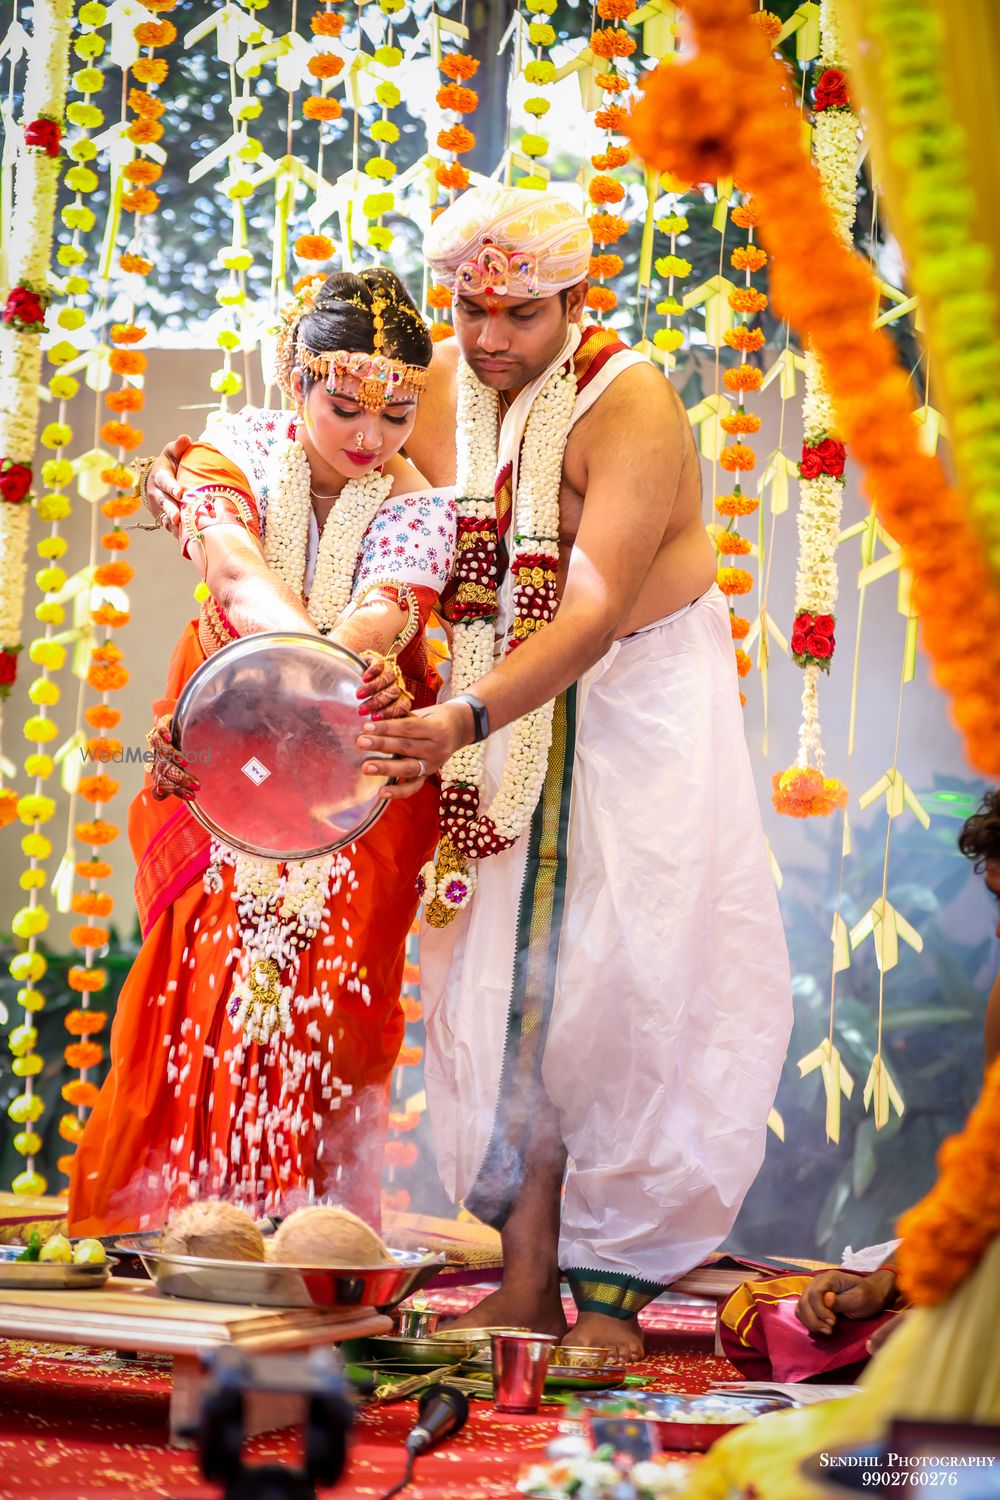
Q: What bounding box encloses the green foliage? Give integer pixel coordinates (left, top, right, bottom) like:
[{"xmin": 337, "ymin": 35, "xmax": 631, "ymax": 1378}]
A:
[{"xmin": 731, "ymin": 775, "xmax": 993, "ymax": 1260}]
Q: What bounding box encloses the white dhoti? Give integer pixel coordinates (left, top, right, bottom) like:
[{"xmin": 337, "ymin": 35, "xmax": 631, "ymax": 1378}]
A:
[{"xmin": 420, "ymin": 584, "xmax": 792, "ymax": 1306}]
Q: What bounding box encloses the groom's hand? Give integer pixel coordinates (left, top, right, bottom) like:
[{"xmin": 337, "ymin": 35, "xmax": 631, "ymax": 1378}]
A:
[{"xmin": 358, "ymin": 701, "xmax": 475, "ymax": 799}]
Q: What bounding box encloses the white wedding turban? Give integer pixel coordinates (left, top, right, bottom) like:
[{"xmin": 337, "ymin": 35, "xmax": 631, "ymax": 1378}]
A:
[{"xmin": 424, "ymin": 185, "xmax": 593, "ymax": 300}]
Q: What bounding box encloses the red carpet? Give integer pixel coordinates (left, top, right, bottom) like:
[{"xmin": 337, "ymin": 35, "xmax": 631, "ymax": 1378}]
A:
[{"xmin": 0, "ymin": 1294, "xmax": 732, "ymax": 1498}]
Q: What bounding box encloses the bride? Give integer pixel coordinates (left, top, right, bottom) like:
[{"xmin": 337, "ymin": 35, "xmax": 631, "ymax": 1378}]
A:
[{"xmin": 69, "ymin": 268, "xmax": 456, "ymax": 1234}]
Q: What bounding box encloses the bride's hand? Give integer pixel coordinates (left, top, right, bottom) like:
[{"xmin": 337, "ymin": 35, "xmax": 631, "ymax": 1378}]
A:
[
  {"xmin": 148, "ymin": 714, "xmax": 200, "ymax": 802},
  {"xmin": 357, "ymin": 651, "xmax": 412, "ymax": 720}
]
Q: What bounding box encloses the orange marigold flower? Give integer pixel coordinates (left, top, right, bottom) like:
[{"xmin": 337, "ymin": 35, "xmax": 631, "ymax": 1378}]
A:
[
  {"xmin": 590, "ymin": 253, "xmax": 624, "ymax": 278},
  {"xmin": 73, "ymin": 892, "xmax": 115, "ymax": 920},
  {"xmin": 108, "ymin": 350, "xmax": 148, "ymax": 377},
  {"xmin": 143, "ymin": 0, "xmax": 182, "ymax": 10},
  {"xmin": 101, "ymin": 530, "xmax": 131, "ymax": 552},
  {"xmin": 311, "ymin": 11, "xmax": 345, "ymax": 35},
  {"xmin": 591, "ymin": 146, "xmax": 631, "ymax": 171},
  {"xmin": 94, "ymin": 561, "xmax": 135, "ymax": 587},
  {"xmin": 65, "ymin": 1008, "xmax": 108, "ymax": 1036},
  {"xmin": 589, "ymin": 212, "xmax": 629, "ymax": 245},
  {"xmin": 729, "ymin": 286, "xmax": 768, "ymax": 314},
  {"xmin": 85, "ymin": 706, "xmax": 121, "ymax": 731},
  {"xmin": 438, "ymin": 124, "xmax": 476, "ymax": 154},
  {"xmin": 84, "ymin": 737, "xmax": 122, "ymax": 761},
  {"xmin": 400, "ymin": 996, "xmax": 423, "ymax": 1024},
  {"xmin": 119, "ymin": 252, "xmax": 153, "ymax": 276},
  {"xmin": 76, "ymin": 856, "xmax": 113, "ymax": 877},
  {"xmin": 133, "ymin": 19, "xmax": 177, "ymax": 45},
  {"xmin": 429, "ymin": 322, "xmax": 455, "ymax": 342},
  {"xmin": 65, "ymin": 1041, "xmax": 103, "ymax": 1071},
  {"xmin": 730, "ymin": 613, "xmax": 751, "ymax": 639},
  {"xmin": 110, "ymin": 323, "xmax": 146, "ymax": 345},
  {"xmin": 75, "ymin": 820, "xmax": 120, "ymax": 846},
  {"xmin": 62, "ymin": 1079, "xmax": 100, "ymax": 1109},
  {"xmin": 436, "ymin": 83, "xmax": 478, "ymax": 113},
  {"xmin": 716, "ymin": 491, "xmax": 760, "ymax": 518},
  {"xmin": 92, "ymin": 642, "xmax": 123, "ymax": 664},
  {"xmin": 427, "ymin": 285, "xmax": 453, "ymax": 310},
  {"xmin": 398, "ymin": 1044, "xmax": 424, "ymax": 1067},
  {"xmin": 721, "ymin": 411, "xmax": 761, "ymax": 435},
  {"xmin": 0, "ymin": 789, "xmax": 17, "ymax": 831},
  {"xmin": 594, "ymin": 72, "xmax": 630, "ymax": 94},
  {"xmin": 384, "ymin": 1140, "xmax": 419, "ymax": 1169},
  {"xmin": 87, "ymin": 664, "xmax": 129, "ymax": 693},
  {"xmin": 772, "ymin": 767, "xmax": 847, "ymax": 819},
  {"xmin": 70, "ymin": 925, "xmax": 110, "ymax": 950},
  {"xmin": 598, "ymin": 0, "xmax": 635, "ymax": 16},
  {"xmin": 719, "ymin": 443, "xmax": 756, "ymax": 473},
  {"xmin": 77, "ymin": 775, "xmax": 120, "ymax": 805},
  {"xmin": 716, "ymin": 566, "xmax": 754, "ymax": 596},
  {"xmin": 302, "ymin": 95, "xmax": 343, "ymax": 120},
  {"xmin": 588, "ymin": 174, "xmax": 625, "ymax": 205},
  {"xmin": 294, "ymin": 234, "xmax": 335, "ymax": 261},
  {"xmin": 308, "ymin": 53, "xmax": 344, "ymax": 79},
  {"xmin": 735, "ymin": 647, "xmax": 752, "ymax": 678},
  {"xmin": 731, "ymin": 244, "xmax": 768, "ymax": 272},
  {"xmin": 125, "ymin": 120, "xmax": 165, "ymax": 148},
  {"xmin": 595, "ymin": 104, "xmax": 629, "ymax": 131},
  {"xmin": 101, "ymin": 465, "xmax": 137, "ymax": 490},
  {"xmin": 59, "ymin": 1113, "xmax": 86, "ymax": 1144},
  {"xmin": 440, "ymin": 53, "xmax": 480, "ymax": 81},
  {"xmin": 724, "ymin": 326, "xmax": 766, "ymax": 353},
  {"xmin": 91, "ymin": 603, "xmax": 131, "ymax": 626},
  {"xmin": 101, "ymin": 499, "xmax": 140, "ymax": 524},
  {"xmin": 436, "ymin": 162, "xmax": 470, "ymax": 191},
  {"xmin": 132, "ymin": 57, "xmax": 168, "ymax": 84},
  {"xmin": 716, "ymin": 530, "xmax": 752, "ymax": 555},
  {"xmin": 382, "ymin": 1187, "xmax": 411, "ymax": 1214},
  {"xmin": 586, "ymin": 285, "xmax": 618, "ymax": 313},
  {"xmin": 724, "ymin": 365, "xmax": 763, "ymax": 393},
  {"xmin": 122, "ymin": 186, "xmax": 160, "ymax": 214},
  {"xmin": 100, "ymin": 421, "xmax": 144, "ymax": 451},
  {"xmin": 731, "ymin": 200, "xmax": 762, "ymax": 229},
  {"xmin": 749, "ymin": 10, "xmax": 783, "ymax": 44},
  {"xmin": 104, "ymin": 388, "xmax": 144, "ymax": 415},
  {"xmin": 590, "ymin": 26, "xmax": 637, "ymax": 58},
  {"xmin": 123, "ymin": 160, "xmax": 162, "ymax": 187},
  {"xmin": 128, "ymin": 88, "xmax": 165, "ymax": 119},
  {"xmin": 292, "ymin": 272, "xmax": 327, "ymax": 296},
  {"xmin": 68, "ymin": 966, "xmax": 107, "ymax": 993}
]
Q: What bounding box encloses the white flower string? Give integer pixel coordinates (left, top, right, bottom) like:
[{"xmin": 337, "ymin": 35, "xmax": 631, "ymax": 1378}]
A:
[
  {"xmin": 212, "ymin": 435, "xmax": 393, "ymax": 1045},
  {"xmin": 421, "ymin": 355, "xmax": 577, "ymax": 927}
]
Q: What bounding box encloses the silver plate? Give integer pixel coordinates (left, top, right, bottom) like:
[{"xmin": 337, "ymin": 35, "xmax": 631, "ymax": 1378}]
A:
[
  {"xmin": 0, "ymin": 1246, "xmax": 115, "ymax": 1290},
  {"xmin": 172, "ymin": 631, "xmax": 390, "ymax": 860},
  {"xmin": 108, "ymin": 1233, "xmax": 443, "ymax": 1311}
]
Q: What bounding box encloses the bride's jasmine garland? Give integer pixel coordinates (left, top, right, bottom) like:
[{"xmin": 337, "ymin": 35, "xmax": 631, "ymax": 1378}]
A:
[
  {"xmin": 214, "ymin": 434, "xmax": 394, "ymax": 1044},
  {"xmin": 420, "ymin": 355, "xmax": 577, "ymax": 928}
]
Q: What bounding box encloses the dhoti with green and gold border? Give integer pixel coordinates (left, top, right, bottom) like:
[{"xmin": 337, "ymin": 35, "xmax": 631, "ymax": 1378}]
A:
[{"xmin": 420, "ymin": 586, "xmax": 793, "ymax": 1321}]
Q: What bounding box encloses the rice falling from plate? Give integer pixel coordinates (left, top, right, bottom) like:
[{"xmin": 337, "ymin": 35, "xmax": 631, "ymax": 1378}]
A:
[
  {"xmin": 268, "ymin": 1206, "xmax": 391, "ymax": 1267},
  {"xmin": 159, "ymin": 1201, "xmax": 266, "ymax": 1262}
]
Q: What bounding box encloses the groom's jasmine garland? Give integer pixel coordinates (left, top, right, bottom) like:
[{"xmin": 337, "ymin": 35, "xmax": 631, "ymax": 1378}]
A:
[{"xmin": 420, "ymin": 356, "xmax": 577, "ymax": 929}]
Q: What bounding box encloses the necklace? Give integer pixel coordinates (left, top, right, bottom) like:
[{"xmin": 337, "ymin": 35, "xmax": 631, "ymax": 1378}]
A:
[{"xmin": 310, "ymin": 483, "xmax": 344, "ymax": 502}]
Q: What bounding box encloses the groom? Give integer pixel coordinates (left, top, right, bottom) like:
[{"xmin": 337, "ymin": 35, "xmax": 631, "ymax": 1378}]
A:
[{"xmin": 145, "ymin": 186, "xmax": 792, "ymax": 1360}]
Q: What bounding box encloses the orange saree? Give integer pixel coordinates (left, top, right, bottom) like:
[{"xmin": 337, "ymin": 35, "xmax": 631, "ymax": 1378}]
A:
[{"xmin": 69, "ymin": 425, "xmax": 454, "ymax": 1235}]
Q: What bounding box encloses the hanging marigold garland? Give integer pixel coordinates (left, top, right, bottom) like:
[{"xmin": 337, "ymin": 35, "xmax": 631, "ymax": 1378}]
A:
[
  {"xmin": 585, "ymin": 1, "xmax": 636, "ymax": 321},
  {"xmin": 58, "ymin": 2, "xmax": 177, "ymax": 1182},
  {"xmin": 517, "ymin": 0, "xmax": 557, "ymax": 187},
  {"xmin": 427, "ymin": 47, "xmax": 480, "ymax": 342},
  {"xmin": 651, "ymin": 171, "xmax": 692, "ymax": 363},
  {"xmin": 362, "ymin": 2, "xmax": 408, "ymax": 260},
  {"xmin": 627, "ymin": 0, "xmax": 1000, "ymax": 776}
]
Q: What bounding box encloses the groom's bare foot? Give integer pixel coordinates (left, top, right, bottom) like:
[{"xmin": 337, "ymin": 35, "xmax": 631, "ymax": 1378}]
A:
[
  {"xmin": 448, "ymin": 1280, "xmax": 568, "ymax": 1340},
  {"xmin": 564, "ymin": 1311, "xmax": 645, "ymax": 1362}
]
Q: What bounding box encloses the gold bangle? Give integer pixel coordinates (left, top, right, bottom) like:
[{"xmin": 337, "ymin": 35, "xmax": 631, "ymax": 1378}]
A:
[{"xmin": 353, "ymin": 579, "xmax": 420, "ymax": 657}]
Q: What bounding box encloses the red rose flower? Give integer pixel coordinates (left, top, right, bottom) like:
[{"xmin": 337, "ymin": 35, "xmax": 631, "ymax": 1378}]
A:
[
  {"xmin": 816, "ymin": 437, "xmax": 847, "ymax": 477},
  {"xmin": 807, "ymin": 633, "xmax": 834, "ymax": 659},
  {"xmin": 24, "ymin": 117, "xmax": 61, "ymax": 156},
  {"xmin": 0, "ymin": 649, "xmax": 17, "ymax": 689},
  {"xmin": 791, "ymin": 631, "xmax": 809, "ymax": 654},
  {"xmin": 793, "ymin": 611, "xmax": 815, "ymax": 633},
  {"xmin": 814, "ymin": 69, "xmax": 850, "ymax": 112},
  {"xmin": 812, "ymin": 614, "xmax": 835, "ymax": 637},
  {"xmin": 799, "ymin": 449, "xmax": 823, "ymax": 480},
  {"xmin": 2, "ymin": 287, "xmax": 45, "ymax": 328},
  {"xmin": 0, "ymin": 460, "xmax": 33, "ymax": 504}
]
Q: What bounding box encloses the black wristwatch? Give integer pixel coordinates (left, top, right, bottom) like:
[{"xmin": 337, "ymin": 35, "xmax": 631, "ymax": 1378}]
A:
[{"xmin": 452, "ymin": 692, "xmax": 490, "ymax": 743}]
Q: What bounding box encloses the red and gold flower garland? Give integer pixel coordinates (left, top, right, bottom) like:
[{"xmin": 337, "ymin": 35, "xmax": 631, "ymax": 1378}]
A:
[
  {"xmin": 58, "ymin": 3, "xmax": 176, "ymax": 1180},
  {"xmin": 585, "ymin": 1, "xmax": 636, "ymax": 321},
  {"xmin": 427, "ymin": 50, "xmax": 480, "ymax": 343},
  {"xmin": 627, "ymin": 0, "xmax": 1000, "ymax": 775}
]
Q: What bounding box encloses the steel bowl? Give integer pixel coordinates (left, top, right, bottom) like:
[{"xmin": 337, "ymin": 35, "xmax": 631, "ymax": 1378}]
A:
[
  {"xmin": 366, "ymin": 1333, "xmax": 480, "ymax": 1367},
  {"xmin": 108, "ymin": 1232, "xmax": 443, "ymax": 1312}
]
